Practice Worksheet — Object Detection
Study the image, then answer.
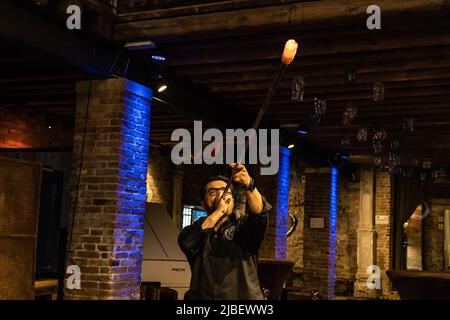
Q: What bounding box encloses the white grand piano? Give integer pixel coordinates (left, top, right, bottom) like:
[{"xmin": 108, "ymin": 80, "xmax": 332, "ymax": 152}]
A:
[{"xmin": 141, "ymin": 203, "xmax": 191, "ymax": 299}]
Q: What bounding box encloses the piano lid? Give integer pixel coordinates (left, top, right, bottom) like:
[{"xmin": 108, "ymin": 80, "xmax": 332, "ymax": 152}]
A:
[{"xmin": 142, "ymin": 202, "xmax": 187, "ymax": 261}]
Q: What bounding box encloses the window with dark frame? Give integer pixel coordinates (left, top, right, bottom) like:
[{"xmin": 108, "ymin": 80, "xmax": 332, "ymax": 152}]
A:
[{"xmin": 181, "ymin": 205, "xmax": 207, "ymax": 229}]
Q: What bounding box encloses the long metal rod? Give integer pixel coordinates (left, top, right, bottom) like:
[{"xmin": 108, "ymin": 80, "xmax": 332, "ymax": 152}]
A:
[{"xmin": 217, "ymin": 62, "xmax": 288, "ymax": 205}]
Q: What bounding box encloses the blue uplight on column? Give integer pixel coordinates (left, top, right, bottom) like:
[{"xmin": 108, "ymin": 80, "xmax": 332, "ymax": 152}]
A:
[
  {"xmin": 115, "ymin": 80, "xmax": 152, "ymax": 294},
  {"xmin": 328, "ymin": 166, "xmax": 338, "ymax": 299},
  {"xmin": 275, "ymin": 146, "xmax": 291, "ymax": 260}
]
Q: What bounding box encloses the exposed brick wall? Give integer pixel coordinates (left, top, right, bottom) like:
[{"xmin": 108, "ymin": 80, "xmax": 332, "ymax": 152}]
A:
[
  {"xmin": 375, "ymin": 169, "xmax": 394, "ymax": 295},
  {"xmin": 302, "ymin": 168, "xmax": 331, "ymax": 296},
  {"xmin": 256, "ymin": 169, "xmax": 278, "ymax": 259},
  {"xmin": 287, "ymin": 167, "xmax": 397, "ymax": 298},
  {"xmin": 146, "ymin": 146, "xmax": 173, "ymax": 216},
  {"xmin": 287, "ymin": 162, "xmax": 304, "ymax": 273},
  {"xmin": 405, "ymin": 206, "xmax": 423, "ymax": 270},
  {"xmin": 423, "ymin": 199, "xmax": 447, "ymax": 271},
  {"xmin": 423, "ymin": 177, "xmax": 450, "ymax": 271},
  {"xmin": 336, "ymin": 177, "xmax": 359, "ymax": 291},
  {"xmin": 65, "ymin": 78, "xmax": 152, "ymax": 300},
  {"xmin": 0, "ymin": 107, "xmax": 73, "ymax": 148}
]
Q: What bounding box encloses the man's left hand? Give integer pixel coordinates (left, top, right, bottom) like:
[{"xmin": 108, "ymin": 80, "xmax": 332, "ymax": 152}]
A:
[{"xmin": 229, "ymin": 163, "xmax": 251, "ymax": 189}]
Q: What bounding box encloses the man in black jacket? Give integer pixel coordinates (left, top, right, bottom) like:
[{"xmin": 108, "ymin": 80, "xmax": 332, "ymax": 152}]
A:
[{"xmin": 178, "ymin": 163, "xmax": 272, "ymax": 300}]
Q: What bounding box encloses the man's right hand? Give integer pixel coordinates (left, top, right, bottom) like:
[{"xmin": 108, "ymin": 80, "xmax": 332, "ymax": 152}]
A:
[
  {"xmin": 201, "ymin": 198, "xmax": 231, "ymax": 230},
  {"xmin": 215, "ymin": 197, "xmax": 231, "ymax": 215}
]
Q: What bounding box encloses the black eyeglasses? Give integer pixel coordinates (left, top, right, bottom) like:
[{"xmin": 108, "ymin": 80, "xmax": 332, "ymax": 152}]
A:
[{"xmin": 205, "ymin": 187, "xmax": 233, "ymax": 197}]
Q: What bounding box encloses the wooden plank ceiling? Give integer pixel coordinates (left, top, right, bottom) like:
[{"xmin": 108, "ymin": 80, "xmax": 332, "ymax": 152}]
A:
[
  {"xmin": 115, "ymin": 0, "xmax": 450, "ymax": 167},
  {"xmin": 2, "ymin": 0, "xmax": 450, "ymax": 168}
]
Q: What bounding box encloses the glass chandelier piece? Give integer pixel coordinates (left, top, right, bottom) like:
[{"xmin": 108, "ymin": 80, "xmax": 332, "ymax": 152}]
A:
[
  {"xmin": 422, "ymin": 160, "xmax": 432, "ymax": 169},
  {"xmin": 402, "ymin": 116, "xmax": 414, "ymax": 132},
  {"xmin": 373, "ymin": 81, "xmax": 385, "ymax": 103},
  {"xmin": 343, "ymin": 102, "xmax": 358, "ymax": 126},
  {"xmin": 341, "ymin": 136, "xmax": 351, "ymax": 146},
  {"xmin": 390, "ymin": 138, "xmax": 400, "ymax": 150},
  {"xmin": 372, "ymin": 128, "xmax": 387, "ymax": 154},
  {"xmin": 313, "ymin": 97, "xmax": 327, "ymax": 117},
  {"xmin": 374, "ymin": 155, "xmax": 382, "ymax": 166},
  {"xmin": 357, "ymin": 127, "xmax": 368, "ymax": 143},
  {"xmin": 291, "ymin": 76, "xmax": 305, "ymax": 102},
  {"xmin": 345, "ymin": 66, "xmax": 357, "ymax": 83}
]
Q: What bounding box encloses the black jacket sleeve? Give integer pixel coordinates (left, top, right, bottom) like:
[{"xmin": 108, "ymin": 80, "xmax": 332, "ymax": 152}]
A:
[
  {"xmin": 178, "ymin": 218, "xmax": 207, "ymax": 261},
  {"xmin": 236, "ymin": 196, "xmax": 272, "ymax": 254}
]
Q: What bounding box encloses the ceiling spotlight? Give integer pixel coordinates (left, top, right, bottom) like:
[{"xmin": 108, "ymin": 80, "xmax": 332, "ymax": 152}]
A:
[
  {"xmin": 288, "ymin": 144, "xmax": 295, "ymax": 149},
  {"xmin": 151, "ymin": 55, "xmax": 166, "ymax": 61},
  {"xmin": 297, "ymin": 124, "xmax": 309, "ymax": 135},
  {"xmin": 157, "ymin": 85, "xmax": 167, "ymax": 93},
  {"xmin": 46, "ymin": 115, "xmax": 55, "ymax": 129},
  {"xmin": 337, "ymin": 150, "xmax": 350, "ymax": 159}
]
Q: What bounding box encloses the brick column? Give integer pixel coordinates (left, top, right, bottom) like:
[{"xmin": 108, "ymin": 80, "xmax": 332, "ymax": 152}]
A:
[
  {"xmin": 302, "ymin": 168, "xmax": 332, "ymax": 298},
  {"xmin": 65, "ymin": 78, "xmax": 152, "ymax": 300},
  {"xmin": 301, "ymin": 167, "xmax": 338, "ymax": 300},
  {"xmin": 275, "ymin": 146, "xmax": 291, "ymax": 260},
  {"xmin": 354, "ymin": 167, "xmax": 378, "ymax": 298},
  {"xmin": 374, "ymin": 169, "xmax": 394, "ymax": 296}
]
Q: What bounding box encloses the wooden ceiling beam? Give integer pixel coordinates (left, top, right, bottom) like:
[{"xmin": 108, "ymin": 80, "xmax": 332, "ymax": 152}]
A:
[
  {"xmin": 233, "ymin": 87, "xmax": 450, "ymax": 106},
  {"xmin": 221, "ymin": 78, "xmax": 450, "ymax": 101},
  {"xmin": 164, "ymin": 28, "xmax": 450, "ymax": 66},
  {"xmin": 208, "ymin": 68, "xmax": 450, "ymax": 92},
  {"xmin": 157, "ymin": 15, "xmax": 450, "ymax": 50},
  {"xmin": 81, "ymin": 0, "xmax": 117, "ymax": 20},
  {"xmin": 114, "ymin": 0, "xmax": 450, "ymax": 42},
  {"xmin": 172, "ymin": 46, "xmax": 450, "ymax": 75},
  {"xmin": 189, "ymin": 56, "xmax": 450, "ymax": 84}
]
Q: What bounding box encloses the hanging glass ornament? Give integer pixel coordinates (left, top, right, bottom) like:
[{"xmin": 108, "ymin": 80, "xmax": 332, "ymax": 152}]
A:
[
  {"xmin": 313, "ymin": 97, "xmax": 327, "ymax": 117},
  {"xmin": 372, "ymin": 128, "xmax": 387, "ymax": 154},
  {"xmin": 341, "ymin": 136, "xmax": 351, "ymax": 146},
  {"xmin": 373, "ymin": 139, "xmax": 383, "ymax": 154},
  {"xmin": 374, "ymin": 155, "xmax": 382, "ymax": 166},
  {"xmin": 357, "ymin": 127, "xmax": 368, "ymax": 143},
  {"xmin": 388, "ymin": 151, "xmax": 401, "ymax": 168},
  {"xmin": 345, "ymin": 66, "xmax": 357, "ymax": 83},
  {"xmin": 422, "ymin": 160, "xmax": 432, "ymax": 169},
  {"xmin": 390, "ymin": 138, "xmax": 400, "ymax": 150},
  {"xmin": 291, "ymin": 76, "xmax": 305, "ymax": 102},
  {"xmin": 402, "ymin": 116, "xmax": 415, "ymax": 132},
  {"xmin": 373, "ymin": 128, "xmax": 387, "ymax": 142},
  {"xmin": 373, "ymin": 81, "xmax": 385, "ymax": 103},
  {"xmin": 309, "ymin": 112, "xmax": 321, "ymax": 126},
  {"xmin": 343, "ymin": 102, "xmax": 358, "ymax": 126}
]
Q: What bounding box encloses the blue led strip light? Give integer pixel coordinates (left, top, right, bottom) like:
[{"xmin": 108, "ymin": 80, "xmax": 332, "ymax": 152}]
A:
[
  {"xmin": 275, "ymin": 146, "xmax": 291, "ymax": 260},
  {"xmin": 328, "ymin": 167, "xmax": 338, "ymax": 299}
]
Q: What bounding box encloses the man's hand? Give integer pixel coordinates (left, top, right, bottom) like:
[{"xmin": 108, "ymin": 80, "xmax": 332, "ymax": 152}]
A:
[
  {"xmin": 230, "ymin": 163, "xmax": 264, "ymax": 214},
  {"xmin": 215, "ymin": 197, "xmax": 232, "ymax": 215},
  {"xmin": 202, "ymin": 198, "xmax": 232, "ymax": 230},
  {"xmin": 230, "ymin": 163, "xmax": 252, "ymax": 189}
]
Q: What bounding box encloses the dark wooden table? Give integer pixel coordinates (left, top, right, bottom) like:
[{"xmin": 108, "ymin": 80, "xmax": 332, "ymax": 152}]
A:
[
  {"xmin": 387, "ymin": 270, "xmax": 450, "ymax": 300},
  {"xmin": 257, "ymin": 258, "xmax": 294, "ymax": 300}
]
